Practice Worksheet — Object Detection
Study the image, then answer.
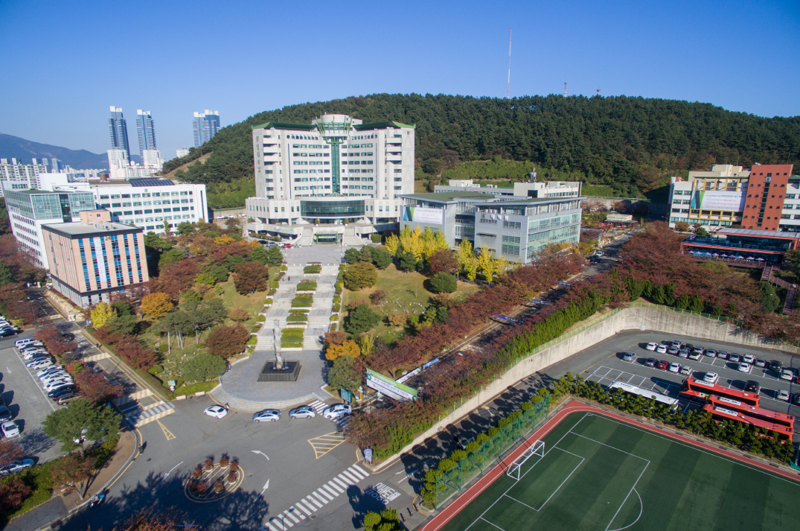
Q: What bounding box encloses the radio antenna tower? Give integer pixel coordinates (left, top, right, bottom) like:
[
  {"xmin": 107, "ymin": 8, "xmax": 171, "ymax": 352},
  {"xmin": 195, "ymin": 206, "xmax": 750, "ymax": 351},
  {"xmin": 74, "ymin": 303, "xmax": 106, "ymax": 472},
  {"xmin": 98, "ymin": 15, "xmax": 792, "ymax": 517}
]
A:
[
  {"xmin": 597, "ymin": 85, "xmax": 600, "ymax": 96},
  {"xmin": 563, "ymin": 77, "xmax": 567, "ymax": 97},
  {"xmin": 507, "ymin": 28, "xmax": 512, "ymax": 98}
]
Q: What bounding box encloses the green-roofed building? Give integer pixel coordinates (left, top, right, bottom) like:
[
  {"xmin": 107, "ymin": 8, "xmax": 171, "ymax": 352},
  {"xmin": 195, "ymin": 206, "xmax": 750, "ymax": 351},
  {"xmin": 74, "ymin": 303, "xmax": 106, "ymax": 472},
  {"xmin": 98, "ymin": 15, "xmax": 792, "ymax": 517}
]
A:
[{"xmin": 246, "ymin": 114, "xmax": 415, "ymax": 242}]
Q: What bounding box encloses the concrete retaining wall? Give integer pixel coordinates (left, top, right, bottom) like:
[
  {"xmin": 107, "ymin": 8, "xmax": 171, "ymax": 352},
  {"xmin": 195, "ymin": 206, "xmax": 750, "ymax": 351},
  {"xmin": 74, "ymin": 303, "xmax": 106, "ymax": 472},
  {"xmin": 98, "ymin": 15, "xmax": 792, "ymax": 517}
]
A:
[{"xmin": 376, "ymin": 305, "xmax": 799, "ymax": 470}]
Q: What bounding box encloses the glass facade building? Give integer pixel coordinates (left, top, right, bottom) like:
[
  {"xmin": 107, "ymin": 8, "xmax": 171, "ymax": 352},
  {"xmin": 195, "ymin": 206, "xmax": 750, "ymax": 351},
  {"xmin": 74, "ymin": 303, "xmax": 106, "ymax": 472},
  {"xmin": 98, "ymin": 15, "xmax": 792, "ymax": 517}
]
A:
[
  {"xmin": 109, "ymin": 106, "xmax": 131, "ymax": 158},
  {"xmin": 193, "ymin": 110, "xmax": 220, "ymax": 147},
  {"xmin": 136, "ymin": 110, "xmax": 157, "ymax": 153}
]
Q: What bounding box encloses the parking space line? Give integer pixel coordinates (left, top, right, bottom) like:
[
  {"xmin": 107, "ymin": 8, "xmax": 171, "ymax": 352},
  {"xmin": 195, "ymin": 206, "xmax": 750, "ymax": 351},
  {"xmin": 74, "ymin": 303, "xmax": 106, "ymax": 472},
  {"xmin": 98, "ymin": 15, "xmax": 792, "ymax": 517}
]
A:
[{"xmin": 12, "ymin": 348, "xmax": 57, "ymax": 412}]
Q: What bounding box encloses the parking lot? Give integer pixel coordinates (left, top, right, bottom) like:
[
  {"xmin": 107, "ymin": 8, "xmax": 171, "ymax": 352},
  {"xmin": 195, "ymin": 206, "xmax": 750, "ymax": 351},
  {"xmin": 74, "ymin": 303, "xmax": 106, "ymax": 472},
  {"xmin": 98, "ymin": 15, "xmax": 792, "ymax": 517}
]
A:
[
  {"xmin": 579, "ymin": 333, "xmax": 800, "ymax": 438},
  {"xmin": 0, "ymin": 334, "xmax": 65, "ymax": 464}
]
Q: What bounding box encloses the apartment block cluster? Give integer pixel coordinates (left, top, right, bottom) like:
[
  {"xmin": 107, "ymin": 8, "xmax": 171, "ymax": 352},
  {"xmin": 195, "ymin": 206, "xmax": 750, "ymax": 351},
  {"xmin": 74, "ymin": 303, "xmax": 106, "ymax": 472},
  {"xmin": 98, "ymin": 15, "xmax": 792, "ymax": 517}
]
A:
[
  {"xmin": 243, "ymin": 112, "xmax": 584, "ymax": 264},
  {"xmin": 0, "ymin": 158, "xmax": 103, "ymax": 195},
  {"xmin": 107, "ymin": 106, "xmax": 166, "ymax": 179},
  {"xmin": 668, "ymin": 163, "xmax": 798, "ymax": 232}
]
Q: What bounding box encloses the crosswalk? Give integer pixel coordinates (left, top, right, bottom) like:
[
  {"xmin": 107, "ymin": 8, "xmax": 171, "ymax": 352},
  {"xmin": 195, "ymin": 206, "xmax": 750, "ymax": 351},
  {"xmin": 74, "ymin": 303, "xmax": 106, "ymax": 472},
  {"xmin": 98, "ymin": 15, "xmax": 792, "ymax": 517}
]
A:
[
  {"xmin": 261, "ymin": 464, "xmax": 370, "ymax": 531},
  {"xmin": 307, "ymin": 400, "xmax": 350, "ymax": 430}
]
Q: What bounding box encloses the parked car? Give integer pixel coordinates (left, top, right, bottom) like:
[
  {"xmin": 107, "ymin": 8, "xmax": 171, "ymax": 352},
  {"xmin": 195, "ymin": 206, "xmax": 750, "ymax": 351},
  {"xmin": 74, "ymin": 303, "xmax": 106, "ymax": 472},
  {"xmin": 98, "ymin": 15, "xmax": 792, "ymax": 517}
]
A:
[
  {"xmin": 0, "ymin": 459, "xmax": 34, "ymax": 476},
  {"xmin": 289, "ymin": 405, "xmax": 316, "ymax": 419},
  {"xmin": 204, "ymin": 405, "xmax": 228, "ymax": 419},
  {"xmin": 48, "ymin": 386, "xmax": 75, "ymax": 399},
  {"xmin": 743, "ymin": 354, "xmax": 755, "ymax": 364},
  {"xmin": 1, "ymin": 421, "xmax": 19, "ymax": 438},
  {"xmin": 61, "ymin": 333, "xmax": 75, "ymax": 341},
  {"xmin": 43, "ymin": 379, "xmax": 73, "ymax": 392},
  {"xmin": 769, "ymin": 360, "xmax": 783, "ymax": 372},
  {"xmin": 728, "ymin": 353, "xmax": 741, "ymax": 363},
  {"xmin": 738, "ymin": 362, "xmax": 752, "ymax": 374},
  {"xmin": 780, "ymin": 368, "xmax": 795, "ymax": 381},
  {"xmin": 656, "ymin": 360, "xmax": 669, "ymax": 370},
  {"xmin": 717, "ymin": 351, "xmax": 729, "ymax": 360},
  {"xmin": 793, "ymin": 393, "xmax": 800, "ymax": 406},
  {"xmin": 0, "ymin": 406, "xmax": 11, "ymax": 422},
  {"xmin": 645, "ymin": 342, "xmax": 658, "ymax": 351},
  {"xmin": 704, "ymin": 349, "xmax": 717, "ymax": 358},
  {"xmin": 744, "ymin": 380, "xmax": 761, "ymax": 393},
  {"xmin": 323, "ymin": 404, "xmax": 353, "ymax": 419},
  {"xmin": 14, "ymin": 338, "xmax": 36, "ymax": 348},
  {"xmin": 688, "ymin": 351, "xmax": 702, "ymax": 361},
  {"xmin": 622, "ymin": 352, "xmax": 637, "ymax": 362},
  {"xmin": 667, "ymin": 346, "xmax": 679, "ymax": 355},
  {"xmin": 704, "ymin": 372, "xmax": 719, "ymax": 384},
  {"xmin": 669, "ymin": 362, "xmax": 681, "ymax": 373},
  {"xmin": 282, "ymin": 243, "xmax": 292, "ymax": 249},
  {"xmin": 678, "ymin": 349, "xmax": 689, "ymax": 359},
  {"xmin": 755, "ymin": 358, "xmax": 767, "ymax": 368},
  {"xmin": 778, "ymin": 389, "xmax": 790, "ymax": 402},
  {"xmin": 656, "ymin": 344, "xmax": 668, "ymax": 354},
  {"xmin": 56, "ymin": 394, "xmax": 79, "ymax": 405},
  {"xmin": 679, "ymin": 365, "xmax": 692, "ymax": 376},
  {"xmin": 645, "ymin": 358, "xmax": 657, "ymax": 367},
  {"xmin": 252, "ymin": 409, "xmax": 281, "ymax": 423}
]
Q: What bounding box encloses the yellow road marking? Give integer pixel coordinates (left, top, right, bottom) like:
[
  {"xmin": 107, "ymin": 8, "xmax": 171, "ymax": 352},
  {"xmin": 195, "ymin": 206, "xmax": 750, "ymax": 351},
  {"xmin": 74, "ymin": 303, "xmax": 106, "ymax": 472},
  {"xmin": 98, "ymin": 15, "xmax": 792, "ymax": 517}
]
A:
[
  {"xmin": 156, "ymin": 419, "xmax": 176, "ymax": 441},
  {"xmin": 308, "ymin": 432, "xmax": 346, "ymax": 459}
]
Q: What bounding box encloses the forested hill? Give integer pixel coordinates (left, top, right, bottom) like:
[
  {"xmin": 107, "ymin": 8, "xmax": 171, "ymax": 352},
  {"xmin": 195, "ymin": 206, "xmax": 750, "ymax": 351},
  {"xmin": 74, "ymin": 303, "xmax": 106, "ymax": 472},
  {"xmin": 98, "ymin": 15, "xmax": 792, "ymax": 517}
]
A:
[{"xmin": 164, "ymin": 94, "xmax": 800, "ymax": 197}]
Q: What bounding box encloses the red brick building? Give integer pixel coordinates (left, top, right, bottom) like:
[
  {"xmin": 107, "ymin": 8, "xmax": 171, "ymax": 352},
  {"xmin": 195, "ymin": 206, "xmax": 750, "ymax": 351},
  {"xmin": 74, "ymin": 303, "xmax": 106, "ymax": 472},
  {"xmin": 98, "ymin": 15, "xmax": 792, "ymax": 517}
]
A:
[{"xmin": 742, "ymin": 164, "xmax": 794, "ymax": 230}]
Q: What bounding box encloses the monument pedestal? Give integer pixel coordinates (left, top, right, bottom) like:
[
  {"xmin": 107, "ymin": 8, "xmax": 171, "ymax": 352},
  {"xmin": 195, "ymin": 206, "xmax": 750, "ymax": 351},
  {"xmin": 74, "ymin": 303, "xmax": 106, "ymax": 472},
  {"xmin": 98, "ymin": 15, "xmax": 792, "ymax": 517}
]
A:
[{"xmin": 258, "ymin": 361, "xmax": 301, "ymax": 382}]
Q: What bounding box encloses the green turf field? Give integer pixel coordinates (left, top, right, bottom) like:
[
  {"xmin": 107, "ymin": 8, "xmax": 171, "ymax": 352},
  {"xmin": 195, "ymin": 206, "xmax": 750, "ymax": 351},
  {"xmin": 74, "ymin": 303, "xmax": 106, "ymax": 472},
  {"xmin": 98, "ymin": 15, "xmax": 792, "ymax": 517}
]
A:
[{"xmin": 442, "ymin": 412, "xmax": 800, "ymax": 531}]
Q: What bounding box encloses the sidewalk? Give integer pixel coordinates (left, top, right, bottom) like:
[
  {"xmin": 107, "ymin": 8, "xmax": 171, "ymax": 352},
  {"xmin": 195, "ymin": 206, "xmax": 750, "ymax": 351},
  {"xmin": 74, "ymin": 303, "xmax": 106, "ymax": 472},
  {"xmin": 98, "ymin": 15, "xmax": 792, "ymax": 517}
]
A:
[
  {"xmin": 6, "ymin": 431, "xmax": 139, "ymax": 531},
  {"xmin": 61, "ymin": 430, "xmax": 139, "ymax": 510}
]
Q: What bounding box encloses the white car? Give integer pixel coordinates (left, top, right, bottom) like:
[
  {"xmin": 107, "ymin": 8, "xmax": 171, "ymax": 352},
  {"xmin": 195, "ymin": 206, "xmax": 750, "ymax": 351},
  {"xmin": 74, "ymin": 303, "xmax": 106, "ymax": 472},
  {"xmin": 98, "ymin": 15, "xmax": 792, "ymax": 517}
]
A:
[
  {"xmin": 1, "ymin": 421, "xmax": 19, "ymax": 438},
  {"xmin": 323, "ymin": 404, "xmax": 353, "ymax": 420},
  {"xmin": 0, "ymin": 459, "xmax": 34, "ymax": 476},
  {"xmin": 42, "ymin": 374, "xmax": 72, "ymax": 385},
  {"xmin": 23, "ymin": 350, "xmax": 49, "ymax": 360},
  {"xmin": 743, "ymin": 354, "xmax": 755, "ymax": 364},
  {"xmin": 37, "ymin": 366, "xmax": 64, "ymax": 378},
  {"xmin": 289, "ymin": 405, "xmax": 316, "ymax": 419},
  {"xmin": 645, "ymin": 342, "xmax": 658, "ymax": 351},
  {"xmin": 43, "ymin": 379, "xmax": 73, "ymax": 391},
  {"xmin": 14, "ymin": 338, "xmax": 36, "ymax": 348},
  {"xmin": 28, "ymin": 360, "xmax": 53, "ymax": 370},
  {"xmin": 780, "ymin": 369, "xmax": 794, "ymax": 381},
  {"xmin": 204, "ymin": 405, "xmax": 228, "ymax": 419},
  {"xmin": 705, "ymin": 349, "xmax": 717, "ymax": 358},
  {"xmin": 656, "ymin": 344, "xmax": 668, "ymax": 354},
  {"xmin": 738, "ymin": 362, "xmax": 752, "ymax": 373},
  {"xmin": 680, "ymin": 365, "xmax": 693, "ymax": 376},
  {"xmin": 704, "ymin": 372, "xmax": 719, "ymax": 384},
  {"xmin": 252, "ymin": 409, "xmax": 281, "ymax": 423},
  {"xmin": 668, "ymin": 362, "xmax": 681, "ymax": 373},
  {"xmin": 778, "ymin": 389, "xmax": 790, "ymax": 401}
]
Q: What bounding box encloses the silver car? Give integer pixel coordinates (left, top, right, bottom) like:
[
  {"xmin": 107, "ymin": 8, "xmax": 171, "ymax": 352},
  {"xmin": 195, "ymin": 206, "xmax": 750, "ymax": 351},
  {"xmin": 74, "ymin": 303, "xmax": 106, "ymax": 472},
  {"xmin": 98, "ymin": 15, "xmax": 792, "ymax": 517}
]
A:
[
  {"xmin": 252, "ymin": 409, "xmax": 281, "ymax": 422},
  {"xmin": 289, "ymin": 406, "xmax": 316, "ymax": 420}
]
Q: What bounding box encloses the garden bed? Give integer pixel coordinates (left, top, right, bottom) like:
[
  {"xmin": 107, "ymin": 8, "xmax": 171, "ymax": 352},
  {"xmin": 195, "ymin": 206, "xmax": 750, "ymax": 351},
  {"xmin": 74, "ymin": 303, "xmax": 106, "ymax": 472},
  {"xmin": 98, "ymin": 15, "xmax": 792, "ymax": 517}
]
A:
[
  {"xmin": 296, "ymin": 281, "xmax": 317, "ymax": 291},
  {"xmin": 291, "ymin": 295, "xmax": 314, "ymax": 307},
  {"xmin": 304, "ymin": 265, "xmax": 322, "ymax": 274}
]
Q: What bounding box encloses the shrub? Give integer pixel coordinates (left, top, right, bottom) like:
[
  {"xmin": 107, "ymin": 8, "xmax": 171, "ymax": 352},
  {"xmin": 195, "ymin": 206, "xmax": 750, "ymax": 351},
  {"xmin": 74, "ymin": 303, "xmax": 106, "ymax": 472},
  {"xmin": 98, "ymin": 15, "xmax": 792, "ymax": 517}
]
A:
[
  {"xmin": 270, "ymin": 281, "xmax": 279, "ymax": 289},
  {"xmin": 291, "ymin": 295, "xmax": 314, "ymax": 307},
  {"xmin": 229, "ymin": 461, "xmax": 239, "ymax": 472},
  {"xmin": 287, "ymin": 314, "xmax": 308, "ymax": 322},
  {"xmin": 214, "ymin": 480, "xmax": 224, "ymax": 493},
  {"xmin": 192, "ymin": 467, "xmax": 202, "ymax": 479},
  {"xmin": 256, "ymin": 315, "xmax": 266, "ymax": 322},
  {"xmin": 228, "ymin": 471, "xmax": 237, "ymax": 482},
  {"xmin": 297, "ymin": 281, "xmax": 317, "ymax": 291},
  {"xmin": 429, "ymin": 272, "xmax": 457, "ymax": 294},
  {"xmin": 280, "ymin": 265, "xmax": 288, "ymax": 271},
  {"xmin": 330, "ymin": 315, "xmax": 339, "ymax": 321},
  {"xmin": 265, "ymin": 298, "xmax": 273, "ymax": 305},
  {"xmin": 370, "ymin": 233, "xmax": 382, "ymax": 243},
  {"xmin": 330, "ymin": 323, "xmax": 338, "ymax": 331},
  {"xmin": 204, "ymin": 459, "xmax": 213, "ymax": 471},
  {"xmin": 344, "ymin": 262, "xmax": 378, "ymax": 291},
  {"xmin": 347, "ymin": 299, "xmax": 368, "ymax": 311},
  {"xmin": 369, "ymin": 290, "xmax": 387, "ymax": 304},
  {"xmin": 147, "ymin": 365, "xmax": 163, "ymax": 375},
  {"xmin": 219, "ymin": 455, "xmax": 229, "ymax": 467},
  {"xmin": 333, "ymin": 296, "xmax": 341, "ymax": 305},
  {"xmin": 251, "ymin": 324, "xmax": 262, "ymax": 332}
]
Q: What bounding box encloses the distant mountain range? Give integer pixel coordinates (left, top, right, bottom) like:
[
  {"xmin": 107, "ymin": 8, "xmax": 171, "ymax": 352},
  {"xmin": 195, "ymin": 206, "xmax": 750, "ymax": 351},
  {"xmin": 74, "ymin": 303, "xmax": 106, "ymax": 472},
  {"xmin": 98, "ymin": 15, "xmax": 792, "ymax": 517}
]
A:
[{"xmin": 0, "ymin": 133, "xmax": 108, "ymax": 169}]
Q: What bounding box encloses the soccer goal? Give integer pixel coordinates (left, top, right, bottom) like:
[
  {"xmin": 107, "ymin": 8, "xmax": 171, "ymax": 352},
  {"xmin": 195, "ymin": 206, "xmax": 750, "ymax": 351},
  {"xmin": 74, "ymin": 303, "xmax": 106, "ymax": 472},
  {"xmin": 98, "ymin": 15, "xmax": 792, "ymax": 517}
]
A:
[{"xmin": 507, "ymin": 440, "xmax": 545, "ymax": 481}]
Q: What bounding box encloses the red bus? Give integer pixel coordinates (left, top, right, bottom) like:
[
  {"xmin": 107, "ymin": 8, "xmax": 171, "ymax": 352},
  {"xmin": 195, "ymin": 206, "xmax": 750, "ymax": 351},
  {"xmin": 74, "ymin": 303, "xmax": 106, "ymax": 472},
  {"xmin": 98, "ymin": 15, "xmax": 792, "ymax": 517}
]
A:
[
  {"xmin": 702, "ymin": 404, "xmax": 793, "ymax": 442},
  {"xmin": 707, "ymin": 395, "xmax": 794, "ymax": 432},
  {"xmin": 679, "ymin": 378, "xmax": 760, "ymax": 407}
]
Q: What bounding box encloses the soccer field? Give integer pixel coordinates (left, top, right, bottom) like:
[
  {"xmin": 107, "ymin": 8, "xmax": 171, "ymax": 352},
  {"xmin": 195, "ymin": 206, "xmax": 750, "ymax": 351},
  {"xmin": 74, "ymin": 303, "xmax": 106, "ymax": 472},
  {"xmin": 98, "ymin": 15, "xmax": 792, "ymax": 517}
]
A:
[{"xmin": 441, "ymin": 412, "xmax": 800, "ymax": 531}]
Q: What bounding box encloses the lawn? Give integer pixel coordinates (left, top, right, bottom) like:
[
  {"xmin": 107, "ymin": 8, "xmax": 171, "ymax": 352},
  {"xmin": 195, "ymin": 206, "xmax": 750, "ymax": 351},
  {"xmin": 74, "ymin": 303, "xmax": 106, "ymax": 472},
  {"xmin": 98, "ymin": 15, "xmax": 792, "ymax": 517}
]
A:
[
  {"xmin": 442, "ymin": 412, "xmax": 800, "ymax": 531},
  {"xmin": 139, "ymin": 271, "xmax": 278, "ymax": 384},
  {"xmin": 343, "ymin": 264, "xmax": 480, "ymax": 343}
]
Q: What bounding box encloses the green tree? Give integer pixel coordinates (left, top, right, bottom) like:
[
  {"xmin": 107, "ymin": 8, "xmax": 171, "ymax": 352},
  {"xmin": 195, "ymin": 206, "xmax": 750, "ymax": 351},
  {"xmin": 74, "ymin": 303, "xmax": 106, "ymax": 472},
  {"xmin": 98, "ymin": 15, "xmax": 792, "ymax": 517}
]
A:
[
  {"xmin": 0, "ymin": 262, "xmax": 14, "ymax": 285},
  {"xmin": 42, "ymin": 399, "xmax": 121, "ymax": 457},
  {"xmin": 344, "ymin": 248, "xmax": 360, "ymax": 264},
  {"xmin": 397, "ymin": 252, "xmax": 417, "ymax": 272},
  {"xmin": 225, "ymin": 254, "xmax": 246, "ymax": 272},
  {"xmin": 429, "ymin": 272, "xmax": 457, "ymax": 293},
  {"xmin": 327, "ymin": 355, "xmax": 363, "ymax": 393},
  {"xmin": 176, "ymin": 221, "xmax": 195, "ymax": 236},
  {"xmin": 345, "ymin": 304, "xmax": 381, "ymax": 334},
  {"xmin": 343, "ymin": 262, "xmax": 378, "ymax": 291},
  {"xmin": 144, "ymin": 231, "xmax": 172, "ymax": 251},
  {"xmin": 695, "ymin": 227, "xmax": 708, "ymax": 237},
  {"xmin": 371, "ymin": 247, "xmax": 392, "ymax": 269},
  {"xmin": 358, "ymin": 246, "xmax": 373, "ymax": 263},
  {"xmin": 158, "ymin": 248, "xmax": 185, "ymax": 268},
  {"xmin": 248, "ymin": 245, "xmax": 270, "ymax": 265},
  {"xmin": 210, "ymin": 265, "xmax": 229, "ymax": 283},
  {"xmin": 760, "ymin": 282, "xmax": 781, "ymax": 313},
  {"xmin": 264, "ymin": 245, "xmax": 284, "ymax": 267},
  {"xmin": 180, "ymin": 352, "xmax": 227, "ymax": 383}
]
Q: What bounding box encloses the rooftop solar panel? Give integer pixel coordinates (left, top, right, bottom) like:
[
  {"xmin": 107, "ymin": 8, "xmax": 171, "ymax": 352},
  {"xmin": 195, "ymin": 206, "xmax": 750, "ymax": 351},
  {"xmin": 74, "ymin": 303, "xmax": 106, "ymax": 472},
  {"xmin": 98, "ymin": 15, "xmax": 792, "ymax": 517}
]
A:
[{"xmin": 128, "ymin": 179, "xmax": 174, "ymax": 187}]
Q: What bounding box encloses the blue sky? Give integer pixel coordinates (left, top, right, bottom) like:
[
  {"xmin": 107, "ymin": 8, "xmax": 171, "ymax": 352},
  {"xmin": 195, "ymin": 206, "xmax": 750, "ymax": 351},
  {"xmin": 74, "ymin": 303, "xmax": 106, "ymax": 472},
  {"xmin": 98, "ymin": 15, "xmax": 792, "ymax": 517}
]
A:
[{"xmin": 1, "ymin": 0, "xmax": 798, "ymax": 163}]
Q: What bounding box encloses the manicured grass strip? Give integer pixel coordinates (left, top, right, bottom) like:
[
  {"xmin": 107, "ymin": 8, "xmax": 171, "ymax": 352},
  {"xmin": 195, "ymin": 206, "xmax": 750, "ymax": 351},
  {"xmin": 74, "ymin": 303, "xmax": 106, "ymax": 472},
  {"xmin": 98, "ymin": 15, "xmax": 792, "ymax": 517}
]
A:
[
  {"xmin": 287, "ymin": 315, "xmax": 308, "ymax": 322},
  {"xmin": 304, "ymin": 265, "xmax": 321, "ymax": 274},
  {"xmin": 296, "ymin": 281, "xmax": 317, "ymax": 291},
  {"xmin": 291, "ymin": 295, "xmax": 314, "ymax": 307}
]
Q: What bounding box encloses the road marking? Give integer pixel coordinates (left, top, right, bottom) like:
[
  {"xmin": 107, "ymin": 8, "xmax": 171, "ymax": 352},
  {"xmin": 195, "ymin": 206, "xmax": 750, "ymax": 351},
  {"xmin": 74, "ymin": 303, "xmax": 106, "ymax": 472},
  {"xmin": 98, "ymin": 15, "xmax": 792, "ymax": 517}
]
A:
[
  {"xmin": 155, "ymin": 419, "xmax": 176, "ymax": 441},
  {"xmin": 314, "ymin": 489, "xmax": 333, "ymax": 502},
  {"xmin": 332, "ymin": 477, "xmax": 349, "ymax": 490},
  {"xmin": 305, "ymin": 495, "xmax": 323, "ymax": 509},
  {"xmin": 352, "ymin": 463, "xmax": 369, "ymax": 476},
  {"xmin": 162, "ymin": 461, "xmax": 184, "ymax": 481},
  {"xmin": 321, "ymin": 484, "xmax": 339, "ymax": 497},
  {"xmin": 295, "ymin": 502, "xmax": 312, "ymax": 516},
  {"xmin": 308, "ymin": 432, "xmax": 346, "ymax": 459},
  {"xmin": 252, "ymin": 450, "xmax": 270, "ymax": 461},
  {"xmin": 341, "ymin": 469, "xmax": 360, "ymax": 483},
  {"xmin": 11, "ymin": 348, "xmax": 56, "ymax": 411}
]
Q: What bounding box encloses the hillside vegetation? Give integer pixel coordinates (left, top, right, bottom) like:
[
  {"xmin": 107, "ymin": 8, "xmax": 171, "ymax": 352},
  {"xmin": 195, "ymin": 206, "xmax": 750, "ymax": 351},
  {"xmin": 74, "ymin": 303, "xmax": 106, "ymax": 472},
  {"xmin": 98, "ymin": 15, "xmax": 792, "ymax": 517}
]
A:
[{"xmin": 164, "ymin": 93, "xmax": 800, "ymax": 201}]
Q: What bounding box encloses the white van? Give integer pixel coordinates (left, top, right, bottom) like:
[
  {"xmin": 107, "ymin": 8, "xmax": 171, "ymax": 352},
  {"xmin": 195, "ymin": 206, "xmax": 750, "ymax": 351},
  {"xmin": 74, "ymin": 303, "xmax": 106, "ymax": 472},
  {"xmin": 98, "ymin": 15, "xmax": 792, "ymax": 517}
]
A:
[{"xmin": 15, "ymin": 338, "xmax": 35, "ymax": 348}]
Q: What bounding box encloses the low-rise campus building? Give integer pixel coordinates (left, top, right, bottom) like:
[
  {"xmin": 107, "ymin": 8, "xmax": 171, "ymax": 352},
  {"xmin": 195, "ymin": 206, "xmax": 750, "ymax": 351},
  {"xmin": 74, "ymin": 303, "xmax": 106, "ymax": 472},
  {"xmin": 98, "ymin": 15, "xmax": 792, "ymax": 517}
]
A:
[
  {"xmin": 679, "ymin": 228, "xmax": 800, "ymax": 265},
  {"xmin": 42, "ymin": 210, "xmax": 148, "ymax": 308}
]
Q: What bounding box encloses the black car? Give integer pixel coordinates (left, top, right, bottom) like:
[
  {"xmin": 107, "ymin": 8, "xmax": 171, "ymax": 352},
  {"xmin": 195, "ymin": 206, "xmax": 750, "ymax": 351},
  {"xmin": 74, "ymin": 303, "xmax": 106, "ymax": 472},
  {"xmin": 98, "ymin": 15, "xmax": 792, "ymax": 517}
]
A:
[
  {"xmin": 744, "ymin": 380, "xmax": 761, "ymax": 393},
  {"xmin": 0, "ymin": 406, "xmax": 11, "ymax": 422},
  {"xmin": 769, "ymin": 360, "xmax": 783, "ymax": 372},
  {"xmin": 793, "ymin": 394, "xmax": 800, "ymax": 406},
  {"xmin": 48, "ymin": 386, "xmax": 74, "ymax": 399},
  {"xmin": 61, "ymin": 333, "xmax": 75, "ymax": 341}
]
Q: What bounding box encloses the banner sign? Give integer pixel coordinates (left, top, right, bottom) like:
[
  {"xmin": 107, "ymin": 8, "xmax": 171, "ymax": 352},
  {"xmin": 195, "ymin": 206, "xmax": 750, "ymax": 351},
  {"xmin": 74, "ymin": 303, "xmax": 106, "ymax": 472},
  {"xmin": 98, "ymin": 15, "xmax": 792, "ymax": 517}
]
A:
[
  {"xmin": 396, "ymin": 368, "xmax": 421, "ymax": 384},
  {"xmin": 423, "ymin": 357, "xmax": 440, "ymax": 370},
  {"xmin": 367, "ymin": 369, "xmax": 418, "ymax": 401},
  {"xmin": 403, "ymin": 206, "xmax": 443, "ymax": 225},
  {"xmin": 340, "ymin": 388, "xmax": 353, "ymax": 403},
  {"xmin": 691, "ymin": 191, "xmax": 745, "ymax": 211}
]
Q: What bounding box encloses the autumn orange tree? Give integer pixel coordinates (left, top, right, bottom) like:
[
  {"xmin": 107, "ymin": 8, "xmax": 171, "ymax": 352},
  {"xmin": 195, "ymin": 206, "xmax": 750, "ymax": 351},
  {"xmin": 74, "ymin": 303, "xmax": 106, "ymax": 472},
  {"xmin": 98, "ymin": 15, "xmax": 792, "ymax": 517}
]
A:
[
  {"xmin": 141, "ymin": 292, "xmax": 173, "ymax": 320},
  {"xmin": 49, "ymin": 455, "xmax": 96, "ymax": 500},
  {"xmin": 205, "ymin": 324, "xmax": 250, "ymax": 358},
  {"xmin": 233, "ymin": 261, "xmax": 268, "ymax": 295},
  {"xmin": 325, "ymin": 340, "xmax": 361, "ymax": 361}
]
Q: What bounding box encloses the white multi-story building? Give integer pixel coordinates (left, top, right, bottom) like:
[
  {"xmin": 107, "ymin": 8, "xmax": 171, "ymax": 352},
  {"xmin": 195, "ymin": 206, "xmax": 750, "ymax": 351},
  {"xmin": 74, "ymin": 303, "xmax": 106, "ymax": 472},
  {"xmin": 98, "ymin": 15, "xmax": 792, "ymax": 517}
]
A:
[
  {"xmin": 667, "ymin": 165, "xmax": 751, "ymax": 231},
  {"xmin": 176, "ymin": 148, "xmax": 190, "ymax": 159},
  {"xmin": 245, "ymin": 114, "xmax": 415, "ymax": 240},
  {"xmin": 107, "ymin": 148, "xmax": 164, "ymax": 180},
  {"xmin": 92, "ymin": 179, "xmax": 208, "ymax": 234},
  {"xmin": 0, "ymin": 158, "xmax": 52, "ymax": 194},
  {"xmin": 435, "ymin": 173, "xmax": 581, "ymax": 199}
]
